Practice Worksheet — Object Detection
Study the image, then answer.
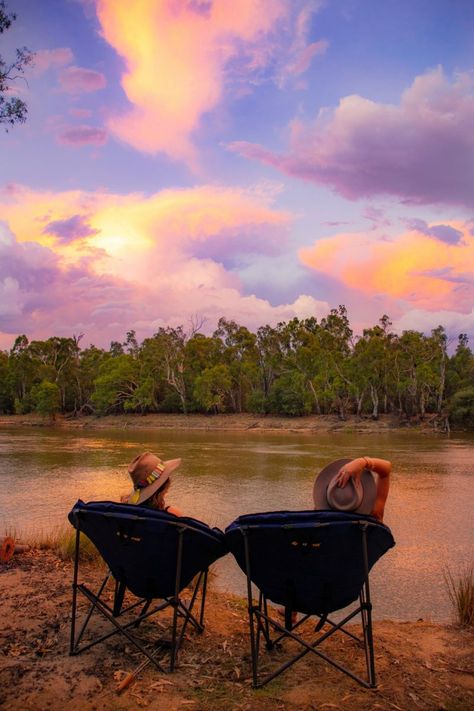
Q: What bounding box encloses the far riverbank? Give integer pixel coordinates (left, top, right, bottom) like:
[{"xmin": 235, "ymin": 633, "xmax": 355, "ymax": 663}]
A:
[{"xmin": 0, "ymin": 411, "xmax": 454, "ymax": 435}]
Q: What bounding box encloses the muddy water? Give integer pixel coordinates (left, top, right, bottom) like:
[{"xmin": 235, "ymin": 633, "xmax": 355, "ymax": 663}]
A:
[{"xmin": 1, "ymin": 425, "xmax": 472, "ymax": 621}]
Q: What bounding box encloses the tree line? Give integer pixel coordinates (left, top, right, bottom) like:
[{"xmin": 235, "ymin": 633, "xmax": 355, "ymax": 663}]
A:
[{"xmin": 1, "ymin": 307, "xmax": 474, "ymax": 428}]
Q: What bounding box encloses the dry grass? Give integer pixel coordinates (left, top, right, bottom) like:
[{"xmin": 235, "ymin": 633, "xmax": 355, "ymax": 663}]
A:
[
  {"xmin": 2, "ymin": 524, "xmax": 101, "ymax": 562},
  {"xmin": 444, "ymin": 564, "xmax": 474, "ymax": 627}
]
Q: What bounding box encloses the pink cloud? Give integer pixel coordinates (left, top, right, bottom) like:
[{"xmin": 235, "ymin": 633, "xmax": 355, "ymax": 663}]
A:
[
  {"xmin": 0, "ymin": 184, "xmax": 330, "ymax": 346},
  {"xmin": 230, "ymin": 68, "xmax": 474, "ymax": 209},
  {"xmin": 96, "ymin": 1, "xmax": 323, "ymax": 165},
  {"xmin": 57, "ymin": 125, "xmax": 108, "ymax": 146},
  {"xmin": 58, "ymin": 66, "xmax": 107, "ymax": 94},
  {"xmin": 32, "ymin": 47, "xmax": 74, "ymax": 74},
  {"xmin": 299, "ymin": 221, "xmax": 474, "ymax": 312}
]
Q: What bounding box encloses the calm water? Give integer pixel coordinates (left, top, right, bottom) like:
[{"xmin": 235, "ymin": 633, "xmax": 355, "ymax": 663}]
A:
[{"xmin": 0, "ymin": 425, "xmax": 473, "ymax": 622}]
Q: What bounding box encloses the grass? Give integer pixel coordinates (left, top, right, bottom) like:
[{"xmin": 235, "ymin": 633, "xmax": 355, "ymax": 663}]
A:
[
  {"xmin": 443, "ymin": 564, "xmax": 474, "ymax": 627},
  {"xmin": 2, "ymin": 524, "xmax": 101, "ymax": 562}
]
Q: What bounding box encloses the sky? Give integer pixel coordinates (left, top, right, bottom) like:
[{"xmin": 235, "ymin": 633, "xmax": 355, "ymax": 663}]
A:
[{"xmin": 1, "ymin": 0, "xmax": 473, "ymax": 350}]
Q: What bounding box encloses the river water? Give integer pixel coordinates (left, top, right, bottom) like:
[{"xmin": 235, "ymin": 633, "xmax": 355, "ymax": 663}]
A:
[{"xmin": 0, "ymin": 425, "xmax": 472, "ymax": 622}]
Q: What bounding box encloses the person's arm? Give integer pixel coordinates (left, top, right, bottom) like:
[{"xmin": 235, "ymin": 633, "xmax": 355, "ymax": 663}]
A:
[
  {"xmin": 164, "ymin": 504, "xmax": 183, "ymax": 517},
  {"xmin": 335, "ymin": 457, "xmax": 391, "ymax": 521}
]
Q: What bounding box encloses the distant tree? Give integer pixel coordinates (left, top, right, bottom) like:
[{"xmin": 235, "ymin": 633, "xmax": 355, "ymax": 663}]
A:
[
  {"xmin": 31, "ymin": 380, "xmax": 61, "ymax": 421},
  {"xmin": 0, "ymin": 1, "xmax": 34, "ymax": 128}
]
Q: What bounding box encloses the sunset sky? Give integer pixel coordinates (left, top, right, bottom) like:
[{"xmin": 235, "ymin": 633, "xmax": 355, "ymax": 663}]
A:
[{"xmin": 1, "ymin": 0, "xmax": 473, "ymax": 349}]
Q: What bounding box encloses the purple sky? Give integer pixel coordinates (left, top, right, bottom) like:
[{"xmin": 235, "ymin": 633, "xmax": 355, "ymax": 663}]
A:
[{"xmin": 0, "ymin": 0, "xmax": 473, "ymax": 348}]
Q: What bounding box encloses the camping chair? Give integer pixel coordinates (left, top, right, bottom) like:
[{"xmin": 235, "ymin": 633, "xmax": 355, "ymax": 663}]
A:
[
  {"xmin": 225, "ymin": 510, "xmax": 395, "ymax": 688},
  {"xmin": 68, "ymin": 500, "xmax": 226, "ymax": 674}
]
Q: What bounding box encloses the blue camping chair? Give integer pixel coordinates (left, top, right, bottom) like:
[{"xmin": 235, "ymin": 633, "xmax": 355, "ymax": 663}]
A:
[
  {"xmin": 68, "ymin": 500, "xmax": 227, "ymax": 674},
  {"xmin": 225, "ymin": 510, "xmax": 395, "ymax": 688}
]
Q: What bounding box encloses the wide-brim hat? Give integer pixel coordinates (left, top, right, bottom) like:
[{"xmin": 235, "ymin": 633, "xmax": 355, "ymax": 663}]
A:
[
  {"xmin": 313, "ymin": 458, "xmax": 377, "ymax": 514},
  {"xmin": 127, "ymin": 451, "xmax": 181, "ymax": 505}
]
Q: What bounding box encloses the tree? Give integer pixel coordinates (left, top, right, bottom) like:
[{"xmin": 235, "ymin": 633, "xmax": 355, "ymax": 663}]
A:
[
  {"xmin": 0, "ymin": 1, "xmax": 34, "ymax": 128},
  {"xmin": 31, "ymin": 380, "xmax": 61, "ymax": 421}
]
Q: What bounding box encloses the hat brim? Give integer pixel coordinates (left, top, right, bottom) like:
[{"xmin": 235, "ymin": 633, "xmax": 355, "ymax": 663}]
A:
[
  {"xmin": 127, "ymin": 457, "xmax": 182, "ymax": 505},
  {"xmin": 313, "ymin": 458, "xmax": 377, "ymax": 515}
]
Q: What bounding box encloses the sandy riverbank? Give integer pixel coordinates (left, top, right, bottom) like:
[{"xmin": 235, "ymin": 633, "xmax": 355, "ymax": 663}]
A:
[
  {"xmin": 0, "ymin": 412, "xmax": 452, "ymax": 435},
  {"xmin": 0, "ymin": 548, "xmax": 472, "ymax": 710}
]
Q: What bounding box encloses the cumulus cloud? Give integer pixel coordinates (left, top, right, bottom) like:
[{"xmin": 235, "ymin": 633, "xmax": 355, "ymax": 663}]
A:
[
  {"xmin": 299, "ymin": 221, "xmax": 474, "ymax": 312},
  {"xmin": 58, "ymin": 66, "xmax": 107, "ymax": 93},
  {"xmin": 230, "ymin": 67, "xmax": 474, "ymax": 209},
  {"xmin": 57, "ymin": 125, "xmax": 108, "ymax": 146},
  {"xmin": 0, "ymin": 185, "xmax": 329, "ymax": 345},
  {"xmin": 394, "ymin": 307, "xmax": 474, "ymax": 343},
  {"xmin": 95, "ymin": 0, "xmax": 322, "ymax": 165}
]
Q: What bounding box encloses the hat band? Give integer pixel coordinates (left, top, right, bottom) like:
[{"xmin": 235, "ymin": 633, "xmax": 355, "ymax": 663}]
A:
[{"xmin": 134, "ymin": 463, "xmax": 165, "ymax": 491}]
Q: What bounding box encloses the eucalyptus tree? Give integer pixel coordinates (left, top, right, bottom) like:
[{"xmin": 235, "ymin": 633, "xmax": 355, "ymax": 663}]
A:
[
  {"xmin": 351, "ymin": 318, "xmax": 396, "ymax": 418},
  {"xmin": 91, "ymin": 354, "xmax": 140, "ymax": 414},
  {"xmin": 213, "ymin": 318, "xmax": 260, "ymax": 413}
]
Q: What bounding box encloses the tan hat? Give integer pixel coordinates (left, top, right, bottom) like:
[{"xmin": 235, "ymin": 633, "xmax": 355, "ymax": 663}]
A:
[
  {"xmin": 313, "ymin": 458, "xmax": 377, "ymax": 514},
  {"xmin": 127, "ymin": 451, "xmax": 181, "ymax": 505}
]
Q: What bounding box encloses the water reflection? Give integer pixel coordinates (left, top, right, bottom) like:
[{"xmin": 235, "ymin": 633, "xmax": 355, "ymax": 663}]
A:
[{"xmin": 0, "ymin": 425, "xmax": 472, "ymax": 622}]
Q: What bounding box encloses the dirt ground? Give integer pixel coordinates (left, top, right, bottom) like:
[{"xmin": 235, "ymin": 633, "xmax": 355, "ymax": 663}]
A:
[
  {"xmin": 0, "ymin": 549, "xmax": 472, "ymax": 711},
  {"xmin": 0, "ymin": 411, "xmax": 451, "ymax": 436}
]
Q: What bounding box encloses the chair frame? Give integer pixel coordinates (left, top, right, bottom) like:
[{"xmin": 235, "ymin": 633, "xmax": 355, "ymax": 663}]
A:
[
  {"xmin": 240, "ymin": 519, "xmax": 378, "ymax": 689},
  {"xmin": 69, "ymin": 510, "xmax": 211, "ymax": 673}
]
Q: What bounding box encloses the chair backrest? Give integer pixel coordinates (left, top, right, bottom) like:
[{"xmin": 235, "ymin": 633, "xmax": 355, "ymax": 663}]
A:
[
  {"xmin": 69, "ymin": 500, "xmax": 227, "ymax": 600},
  {"xmin": 225, "ymin": 510, "xmax": 395, "ymax": 615}
]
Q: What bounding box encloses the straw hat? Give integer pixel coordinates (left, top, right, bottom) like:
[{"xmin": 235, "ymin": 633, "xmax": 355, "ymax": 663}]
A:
[
  {"xmin": 313, "ymin": 458, "xmax": 377, "ymax": 514},
  {"xmin": 127, "ymin": 451, "xmax": 181, "ymax": 505}
]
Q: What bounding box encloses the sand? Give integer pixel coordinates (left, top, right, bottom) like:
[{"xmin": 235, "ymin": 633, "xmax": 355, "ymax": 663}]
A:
[{"xmin": 0, "ymin": 548, "xmax": 472, "ymax": 711}]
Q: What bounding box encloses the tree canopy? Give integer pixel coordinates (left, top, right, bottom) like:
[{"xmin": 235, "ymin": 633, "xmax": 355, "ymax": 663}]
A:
[{"xmin": 2, "ymin": 309, "xmax": 473, "ymax": 429}]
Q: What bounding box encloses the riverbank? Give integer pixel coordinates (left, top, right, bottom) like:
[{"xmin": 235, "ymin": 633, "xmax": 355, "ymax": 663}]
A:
[
  {"xmin": 0, "ymin": 549, "xmax": 473, "ymax": 711},
  {"xmin": 0, "ymin": 412, "xmax": 452, "ymax": 435}
]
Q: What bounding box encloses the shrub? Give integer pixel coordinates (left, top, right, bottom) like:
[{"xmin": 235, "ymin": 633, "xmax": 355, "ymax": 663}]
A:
[{"xmin": 443, "ymin": 564, "xmax": 474, "ymax": 627}]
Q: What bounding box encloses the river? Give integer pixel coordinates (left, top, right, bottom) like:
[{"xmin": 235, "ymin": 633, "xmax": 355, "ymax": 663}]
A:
[{"xmin": 0, "ymin": 425, "xmax": 472, "ymax": 622}]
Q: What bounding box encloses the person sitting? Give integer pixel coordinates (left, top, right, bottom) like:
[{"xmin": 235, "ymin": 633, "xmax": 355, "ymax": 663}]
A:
[
  {"xmin": 313, "ymin": 456, "xmax": 391, "ymax": 522},
  {"xmin": 124, "ymin": 451, "xmax": 183, "ymax": 516},
  {"xmin": 279, "ymin": 455, "xmax": 391, "ymax": 625}
]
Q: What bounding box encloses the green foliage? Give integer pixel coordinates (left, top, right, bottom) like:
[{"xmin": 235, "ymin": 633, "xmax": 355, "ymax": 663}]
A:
[
  {"xmin": 449, "ymin": 388, "xmax": 474, "ymax": 427},
  {"xmin": 91, "ymin": 354, "xmax": 139, "ymax": 414},
  {"xmin": 194, "ymin": 364, "xmax": 232, "ymax": 412},
  {"xmin": 0, "ymin": 1, "xmax": 34, "ymax": 128},
  {"xmin": 267, "ymin": 371, "xmax": 312, "ymax": 416},
  {"xmin": 30, "ymin": 380, "xmax": 61, "ymax": 418},
  {"xmin": 0, "ymin": 312, "xmax": 473, "ymax": 427}
]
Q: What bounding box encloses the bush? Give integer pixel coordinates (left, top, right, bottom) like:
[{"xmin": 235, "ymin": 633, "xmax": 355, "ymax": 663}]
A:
[
  {"xmin": 267, "ymin": 372, "xmax": 312, "ymax": 416},
  {"xmin": 30, "ymin": 380, "xmax": 61, "ymax": 418},
  {"xmin": 443, "ymin": 565, "xmax": 474, "ymax": 627},
  {"xmin": 449, "ymin": 387, "xmax": 474, "ymax": 427}
]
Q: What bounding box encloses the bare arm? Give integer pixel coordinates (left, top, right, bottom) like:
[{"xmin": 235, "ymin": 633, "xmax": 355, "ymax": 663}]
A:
[
  {"xmin": 165, "ymin": 504, "xmax": 184, "ymax": 517},
  {"xmin": 335, "ymin": 457, "xmax": 391, "ymax": 521}
]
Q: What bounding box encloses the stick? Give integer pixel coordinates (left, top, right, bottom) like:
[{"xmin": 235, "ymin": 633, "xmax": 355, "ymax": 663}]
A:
[{"xmin": 117, "ymin": 657, "xmax": 152, "ymax": 693}]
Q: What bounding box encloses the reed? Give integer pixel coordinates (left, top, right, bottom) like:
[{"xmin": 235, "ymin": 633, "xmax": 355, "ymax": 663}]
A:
[{"xmin": 443, "ymin": 564, "xmax": 474, "ymax": 627}]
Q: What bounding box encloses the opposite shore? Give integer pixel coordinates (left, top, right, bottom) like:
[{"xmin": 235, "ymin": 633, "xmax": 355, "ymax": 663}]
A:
[{"xmin": 0, "ymin": 411, "xmax": 456, "ymax": 435}]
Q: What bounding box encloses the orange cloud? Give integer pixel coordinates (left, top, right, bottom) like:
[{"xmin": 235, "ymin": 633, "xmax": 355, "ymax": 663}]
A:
[
  {"xmin": 95, "ymin": 0, "xmax": 288, "ymax": 164},
  {"xmin": 0, "ymin": 182, "xmax": 289, "ymax": 270},
  {"xmin": 0, "ymin": 183, "xmax": 330, "ymax": 345},
  {"xmin": 299, "ymin": 224, "xmax": 474, "ymax": 312}
]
